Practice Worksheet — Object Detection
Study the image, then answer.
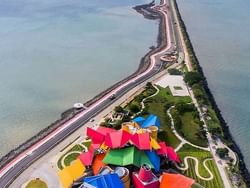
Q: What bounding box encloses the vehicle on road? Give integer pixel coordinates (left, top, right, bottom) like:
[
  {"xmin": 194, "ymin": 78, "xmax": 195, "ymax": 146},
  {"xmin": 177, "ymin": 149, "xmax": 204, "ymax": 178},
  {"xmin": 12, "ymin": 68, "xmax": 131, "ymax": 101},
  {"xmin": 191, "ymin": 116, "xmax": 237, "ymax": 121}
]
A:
[{"xmin": 109, "ymin": 94, "xmax": 116, "ymax": 100}]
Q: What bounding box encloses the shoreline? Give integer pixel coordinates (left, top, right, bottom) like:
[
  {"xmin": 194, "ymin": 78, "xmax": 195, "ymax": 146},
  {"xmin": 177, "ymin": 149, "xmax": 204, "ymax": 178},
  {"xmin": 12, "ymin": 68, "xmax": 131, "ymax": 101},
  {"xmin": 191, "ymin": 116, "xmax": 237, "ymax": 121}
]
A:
[
  {"xmin": 173, "ymin": 0, "xmax": 250, "ymax": 185},
  {"xmin": 0, "ymin": 1, "xmax": 166, "ymax": 173}
]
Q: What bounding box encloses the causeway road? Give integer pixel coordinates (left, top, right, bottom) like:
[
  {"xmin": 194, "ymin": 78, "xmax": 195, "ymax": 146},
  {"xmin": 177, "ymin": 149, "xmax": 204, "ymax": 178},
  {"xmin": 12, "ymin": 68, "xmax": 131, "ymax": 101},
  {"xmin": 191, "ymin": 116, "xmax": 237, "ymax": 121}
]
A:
[{"xmin": 0, "ymin": 0, "xmax": 177, "ymax": 187}]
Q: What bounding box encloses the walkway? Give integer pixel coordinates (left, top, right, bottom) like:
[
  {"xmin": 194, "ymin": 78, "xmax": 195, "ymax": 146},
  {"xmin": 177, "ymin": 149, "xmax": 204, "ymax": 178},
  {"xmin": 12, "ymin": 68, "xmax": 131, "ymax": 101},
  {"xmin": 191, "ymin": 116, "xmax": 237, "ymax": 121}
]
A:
[
  {"xmin": 176, "ymin": 157, "xmax": 214, "ymax": 181},
  {"xmin": 134, "ymin": 84, "xmax": 160, "ymax": 117},
  {"xmin": 167, "ymin": 106, "xmax": 210, "ymax": 152}
]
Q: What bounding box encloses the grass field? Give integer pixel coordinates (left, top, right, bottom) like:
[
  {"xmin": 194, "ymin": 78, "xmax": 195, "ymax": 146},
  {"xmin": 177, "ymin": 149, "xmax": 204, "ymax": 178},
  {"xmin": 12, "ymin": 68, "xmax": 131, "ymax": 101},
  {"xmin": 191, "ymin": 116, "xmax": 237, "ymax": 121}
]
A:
[
  {"xmin": 178, "ymin": 145, "xmax": 223, "ymax": 188},
  {"xmin": 147, "ymin": 101, "xmax": 180, "ymax": 148},
  {"xmin": 179, "ymin": 111, "xmax": 207, "ymax": 147},
  {"xmin": 26, "ymin": 179, "xmax": 47, "ymax": 188}
]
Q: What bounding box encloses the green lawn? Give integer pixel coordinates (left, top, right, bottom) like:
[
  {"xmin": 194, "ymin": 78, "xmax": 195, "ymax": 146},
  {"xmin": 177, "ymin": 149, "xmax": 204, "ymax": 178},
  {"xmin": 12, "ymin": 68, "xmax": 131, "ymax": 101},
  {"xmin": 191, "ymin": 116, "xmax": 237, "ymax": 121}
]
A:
[
  {"xmin": 82, "ymin": 140, "xmax": 92, "ymax": 149},
  {"xmin": 179, "ymin": 111, "xmax": 208, "ymax": 147},
  {"xmin": 146, "ymin": 86, "xmax": 192, "ymax": 148},
  {"xmin": 147, "ymin": 101, "xmax": 180, "ymax": 148},
  {"xmin": 26, "ymin": 179, "xmax": 47, "ymax": 188},
  {"xmin": 178, "ymin": 145, "xmax": 223, "ymax": 188}
]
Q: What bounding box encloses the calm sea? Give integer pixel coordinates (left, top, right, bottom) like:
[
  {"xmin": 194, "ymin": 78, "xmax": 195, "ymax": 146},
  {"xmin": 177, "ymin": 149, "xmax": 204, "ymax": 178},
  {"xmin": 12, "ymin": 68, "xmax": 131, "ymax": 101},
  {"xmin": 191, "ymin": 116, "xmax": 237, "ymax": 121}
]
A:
[
  {"xmin": 0, "ymin": 0, "xmax": 157, "ymax": 157},
  {"xmin": 177, "ymin": 0, "xmax": 250, "ymax": 169}
]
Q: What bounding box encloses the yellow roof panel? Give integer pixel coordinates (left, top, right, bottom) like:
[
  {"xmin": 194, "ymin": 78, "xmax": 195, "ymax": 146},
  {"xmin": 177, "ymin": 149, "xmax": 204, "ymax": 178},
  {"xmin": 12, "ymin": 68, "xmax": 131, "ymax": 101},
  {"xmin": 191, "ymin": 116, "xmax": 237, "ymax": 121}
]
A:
[
  {"xmin": 58, "ymin": 168, "xmax": 73, "ymax": 188},
  {"xmin": 67, "ymin": 159, "xmax": 86, "ymax": 181},
  {"xmin": 150, "ymin": 137, "xmax": 161, "ymax": 150}
]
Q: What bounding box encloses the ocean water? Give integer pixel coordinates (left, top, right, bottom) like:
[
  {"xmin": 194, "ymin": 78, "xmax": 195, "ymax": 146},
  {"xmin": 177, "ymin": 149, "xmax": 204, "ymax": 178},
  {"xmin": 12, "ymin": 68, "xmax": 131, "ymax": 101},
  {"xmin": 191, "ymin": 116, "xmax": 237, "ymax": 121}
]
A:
[
  {"xmin": 177, "ymin": 0, "xmax": 250, "ymax": 169},
  {"xmin": 0, "ymin": 0, "xmax": 157, "ymax": 157}
]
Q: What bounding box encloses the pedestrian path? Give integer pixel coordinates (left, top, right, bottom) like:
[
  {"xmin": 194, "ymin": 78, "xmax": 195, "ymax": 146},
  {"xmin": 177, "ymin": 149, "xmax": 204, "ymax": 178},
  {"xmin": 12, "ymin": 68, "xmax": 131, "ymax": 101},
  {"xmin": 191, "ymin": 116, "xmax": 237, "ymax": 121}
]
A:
[
  {"xmin": 167, "ymin": 106, "xmax": 210, "ymax": 152},
  {"xmin": 175, "ymin": 157, "xmax": 214, "ymax": 181},
  {"xmin": 133, "ymin": 84, "xmax": 160, "ymax": 118}
]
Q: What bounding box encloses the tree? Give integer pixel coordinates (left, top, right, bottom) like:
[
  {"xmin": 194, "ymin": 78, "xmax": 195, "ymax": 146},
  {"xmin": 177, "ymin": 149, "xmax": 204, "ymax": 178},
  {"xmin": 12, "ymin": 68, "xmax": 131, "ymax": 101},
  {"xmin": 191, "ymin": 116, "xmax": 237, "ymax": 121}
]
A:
[
  {"xmin": 195, "ymin": 129, "xmax": 207, "ymax": 140},
  {"xmin": 176, "ymin": 102, "xmax": 195, "ymax": 114},
  {"xmin": 216, "ymin": 148, "xmax": 229, "ymax": 159},
  {"xmin": 168, "ymin": 68, "xmax": 182, "ymax": 75},
  {"xmin": 146, "ymin": 82, "xmax": 153, "ymax": 89},
  {"xmin": 184, "ymin": 72, "xmax": 203, "ymax": 86},
  {"xmin": 129, "ymin": 104, "xmax": 140, "ymax": 113},
  {"xmin": 209, "ymin": 127, "xmax": 222, "ymax": 137},
  {"xmin": 114, "ymin": 106, "xmax": 123, "ymax": 113}
]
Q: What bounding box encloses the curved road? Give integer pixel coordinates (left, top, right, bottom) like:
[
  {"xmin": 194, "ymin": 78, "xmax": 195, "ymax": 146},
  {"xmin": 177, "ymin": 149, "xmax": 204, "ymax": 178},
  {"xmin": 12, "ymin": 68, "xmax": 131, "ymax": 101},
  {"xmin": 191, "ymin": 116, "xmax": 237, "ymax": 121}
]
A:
[{"xmin": 0, "ymin": 0, "xmax": 177, "ymax": 187}]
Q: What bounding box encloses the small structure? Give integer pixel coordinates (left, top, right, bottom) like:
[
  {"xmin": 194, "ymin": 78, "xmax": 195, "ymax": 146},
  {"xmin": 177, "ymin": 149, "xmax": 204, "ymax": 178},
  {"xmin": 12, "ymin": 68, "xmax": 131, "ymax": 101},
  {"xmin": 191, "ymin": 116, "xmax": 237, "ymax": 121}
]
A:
[
  {"xmin": 114, "ymin": 167, "xmax": 130, "ymax": 188},
  {"xmin": 132, "ymin": 164, "xmax": 159, "ymax": 188},
  {"xmin": 147, "ymin": 126, "xmax": 158, "ymax": 140},
  {"xmin": 73, "ymin": 103, "xmax": 84, "ymax": 109}
]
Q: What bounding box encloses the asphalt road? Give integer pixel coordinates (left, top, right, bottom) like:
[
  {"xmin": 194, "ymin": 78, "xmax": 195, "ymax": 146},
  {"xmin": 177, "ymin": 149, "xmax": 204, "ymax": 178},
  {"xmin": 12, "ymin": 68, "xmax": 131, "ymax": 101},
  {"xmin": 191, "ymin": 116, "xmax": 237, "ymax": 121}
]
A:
[{"xmin": 0, "ymin": 0, "xmax": 179, "ymax": 187}]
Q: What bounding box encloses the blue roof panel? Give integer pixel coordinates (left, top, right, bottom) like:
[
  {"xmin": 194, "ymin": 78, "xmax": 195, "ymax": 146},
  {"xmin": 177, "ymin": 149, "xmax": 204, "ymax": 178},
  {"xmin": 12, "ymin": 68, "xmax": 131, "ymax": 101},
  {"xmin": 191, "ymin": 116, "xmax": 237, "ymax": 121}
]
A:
[
  {"xmin": 132, "ymin": 116, "xmax": 146, "ymax": 126},
  {"xmin": 145, "ymin": 150, "xmax": 160, "ymax": 172},
  {"xmin": 141, "ymin": 114, "xmax": 160, "ymax": 129},
  {"xmin": 83, "ymin": 173, "xmax": 124, "ymax": 188}
]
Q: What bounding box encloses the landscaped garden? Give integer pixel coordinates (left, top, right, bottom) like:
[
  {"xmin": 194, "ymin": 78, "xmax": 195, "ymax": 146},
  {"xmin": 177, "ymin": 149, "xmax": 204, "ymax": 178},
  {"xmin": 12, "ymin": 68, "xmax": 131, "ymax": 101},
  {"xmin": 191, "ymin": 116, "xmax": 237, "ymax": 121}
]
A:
[
  {"xmin": 177, "ymin": 144, "xmax": 223, "ymax": 188},
  {"xmin": 57, "ymin": 140, "xmax": 91, "ymax": 170},
  {"xmin": 142, "ymin": 85, "xmax": 191, "ymax": 148}
]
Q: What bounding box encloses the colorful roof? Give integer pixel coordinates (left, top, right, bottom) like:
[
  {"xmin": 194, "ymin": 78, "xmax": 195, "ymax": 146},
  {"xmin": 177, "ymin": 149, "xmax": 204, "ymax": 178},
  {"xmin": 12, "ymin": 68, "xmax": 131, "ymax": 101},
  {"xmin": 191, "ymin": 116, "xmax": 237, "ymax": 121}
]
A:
[
  {"xmin": 92, "ymin": 154, "xmax": 106, "ymax": 175},
  {"xmin": 150, "ymin": 138, "xmax": 161, "ymax": 150},
  {"xmin": 83, "ymin": 173, "xmax": 124, "ymax": 188},
  {"xmin": 58, "ymin": 168, "xmax": 73, "ymax": 188},
  {"xmin": 160, "ymin": 173, "xmax": 195, "ymax": 188},
  {"xmin": 133, "ymin": 116, "xmax": 146, "ymax": 126},
  {"xmin": 141, "ymin": 114, "xmax": 160, "ymax": 129},
  {"xmin": 157, "ymin": 142, "xmax": 168, "ymax": 156},
  {"xmin": 66, "ymin": 159, "xmax": 86, "ymax": 181},
  {"xmin": 96, "ymin": 127, "xmax": 116, "ymax": 135},
  {"xmin": 104, "ymin": 130, "xmax": 132, "ymax": 149},
  {"xmin": 145, "ymin": 150, "xmax": 160, "ymax": 172},
  {"xmin": 87, "ymin": 128, "xmax": 105, "ymax": 144},
  {"xmin": 166, "ymin": 146, "xmax": 180, "ymax": 163},
  {"xmin": 78, "ymin": 144, "xmax": 97, "ymax": 166},
  {"xmin": 131, "ymin": 132, "xmax": 151, "ymax": 150},
  {"xmin": 58, "ymin": 159, "xmax": 86, "ymax": 188},
  {"xmin": 103, "ymin": 146, "xmax": 153, "ymax": 168},
  {"xmin": 157, "ymin": 142, "xmax": 180, "ymax": 163}
]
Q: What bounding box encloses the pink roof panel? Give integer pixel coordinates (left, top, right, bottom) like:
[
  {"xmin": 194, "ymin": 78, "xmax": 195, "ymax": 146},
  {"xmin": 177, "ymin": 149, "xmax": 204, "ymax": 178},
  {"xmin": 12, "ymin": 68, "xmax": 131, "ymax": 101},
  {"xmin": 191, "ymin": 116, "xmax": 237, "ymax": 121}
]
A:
[
  {"xmin": 86, "ymin": 128, "xmax": 105, "ymax": 144},
  {"xmin": 157, "ymin": 142, "xmax": 180, "ymax": 163},
  {"xmin": 157, "ymin": 142, "xmax": 168, "ymax": 155},
  {"xmin": 104, "ymin": 130, "xmax": 132, "ymax": 148},
  {"xmin": 79, "ymin": 150, "xmax": 95, "ymax": 166},
  {"xmin": 166, "ymin": 146, "xmax": 180, "ymax": 163},
  {"xmin": 131, "ymin": 132, "xmax": 151, "ymax": 150},
  {"xmin": 96, "ymin": 127, "xmax": 116, "ymax": 135}
]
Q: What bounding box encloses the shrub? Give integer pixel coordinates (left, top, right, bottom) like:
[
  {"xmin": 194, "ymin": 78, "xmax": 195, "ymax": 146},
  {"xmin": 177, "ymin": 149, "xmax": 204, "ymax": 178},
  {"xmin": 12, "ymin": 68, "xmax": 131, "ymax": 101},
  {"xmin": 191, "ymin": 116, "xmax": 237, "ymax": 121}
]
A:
[
  {"xmin": 184, "ymin": 72, "xmax": 203, "ymax": 86},
  {"xmin": 129, "ymin": 104, "xmax": 140, "ymax": 113}
]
